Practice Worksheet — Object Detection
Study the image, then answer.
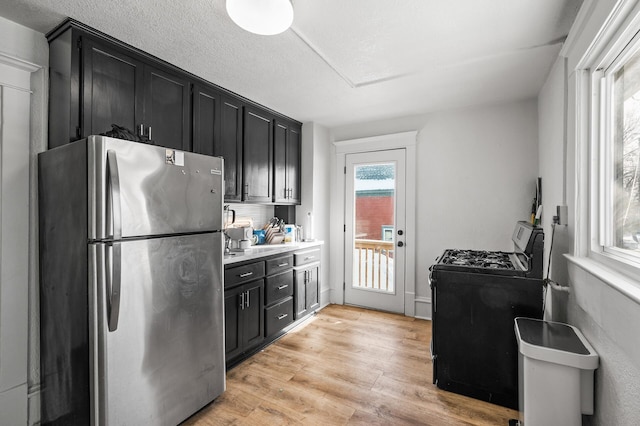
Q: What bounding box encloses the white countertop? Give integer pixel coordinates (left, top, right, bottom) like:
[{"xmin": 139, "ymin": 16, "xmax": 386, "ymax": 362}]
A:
[{"xmin": 223, "ymin": 241, "xmax": 324, "ymax": 265}]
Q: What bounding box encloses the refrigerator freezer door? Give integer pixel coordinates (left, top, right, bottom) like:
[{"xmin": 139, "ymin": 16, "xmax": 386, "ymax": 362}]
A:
[
  {"xmin": 90, "ymin": 232, "xmax": 225, "ymax": 425},
  {"xmin": 88, "ymin": 135, "xmax": 224, "ymax": 240}
]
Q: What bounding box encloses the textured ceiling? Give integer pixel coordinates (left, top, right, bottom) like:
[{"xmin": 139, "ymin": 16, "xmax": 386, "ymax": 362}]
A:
[{"xmin": 0, "ymin": 0, "xmax": 582, "ymax": 128}]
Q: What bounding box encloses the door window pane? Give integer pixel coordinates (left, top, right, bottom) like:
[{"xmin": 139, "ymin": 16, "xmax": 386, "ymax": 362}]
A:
[{"xmin": 352, "ymin": 163, "xmax": 395, "ymax": 292}]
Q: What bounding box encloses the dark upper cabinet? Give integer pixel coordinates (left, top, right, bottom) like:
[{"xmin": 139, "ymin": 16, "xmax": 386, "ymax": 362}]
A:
[
  {"xmin": 82, "ymin": 38, "xmax": 143, "ymax": 142},
  {"xmin": 48, "ymin": 19, "xmax": 302, "ymax": 205},
  {"xmin": 143, "ymin": 65, "xmax": 191, "ymax": 151},
  {"xmin": 274, "ymin": 119, "xmax": 301, "ymax": 204},
  {"xmin": 192, "ymin": 83, "xmax": 220, "ymax": 157},
  {"xmin": 192, "ymin": 87, "xmax": 243, "ymax": 202},
  {"xmin": 50, "ymin": 28, "xmax": 145, "ymax": 147},
  {"xmin": 243, "ymin": 106, "xmax": 273, "ymax": 203},
  {"xmin": 219, "ymin": 96, "xmax": 244, "ymax": 202},
  {"xmin": 48, "ymin": 23, "xmax": 190, "ymax": 150}
]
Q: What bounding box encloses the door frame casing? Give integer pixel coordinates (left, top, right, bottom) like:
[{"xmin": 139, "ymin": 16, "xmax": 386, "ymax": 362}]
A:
[{"xmin": 331, "ymin": 131, "xmax": 417, "ymax": 316}]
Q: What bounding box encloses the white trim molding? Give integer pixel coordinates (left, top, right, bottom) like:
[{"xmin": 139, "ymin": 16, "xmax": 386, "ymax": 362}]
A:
[
  {"xmin": 0, "ymin": 50, "xmax": 40, "ymax": 426},
  {"xmin": 0, "ymin": 51, "xmax": 40, "ymax": 93},
  {"xmin": 0, "ymin": 51, "xmax": 40, "ymax": 73},
  {"xmin": 334, "ymin": 131, "xmax": 418, "ymax": 153}
]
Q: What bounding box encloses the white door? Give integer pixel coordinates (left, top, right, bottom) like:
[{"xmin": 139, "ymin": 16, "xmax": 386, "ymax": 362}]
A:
[{"xmin": 344, "ymin": 149, "xmax": 406, "ymax": 313}]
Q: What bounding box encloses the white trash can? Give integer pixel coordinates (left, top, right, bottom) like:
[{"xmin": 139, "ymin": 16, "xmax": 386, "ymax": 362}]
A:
[{"xmin": 514, "ymin": 317, "xmax": 599, "ymax": 426}]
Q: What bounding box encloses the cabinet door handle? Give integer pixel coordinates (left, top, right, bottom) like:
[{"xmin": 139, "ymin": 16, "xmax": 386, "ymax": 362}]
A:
[
  {"xmin": 139, "ymin": 124, "xmax": 144, "ymax": 137},
  {"xmin": 239, "ymin": 272, "xmax": 253, "ymax": 278},
  {"xmin": 245, "ymin": 290, "xmax": 250, "ymax": 308},
  {"xmin": 278, "ymin": 262, "xmax": 289, "ymax": 267},
  {"xmin": 244, "ymin": 183, "xmax": 249, "ymax": 197},
  {"xmin": 277, "ymin": 284, "xmax": 289, "ymax": 290},
  {"xmin": 240, "ymin": 292, "xmax": 245, "ymax": 310},
  {"xmin": 147, "ymin": 126, "xmax": 152, "ymax": 140},
  {"xmin": 277, "ymin": 313, "xmax": 288, "ymax": 320},
  {"xmin": 304, "ymin": 256, "xmax": 315, "ymax": 261}
]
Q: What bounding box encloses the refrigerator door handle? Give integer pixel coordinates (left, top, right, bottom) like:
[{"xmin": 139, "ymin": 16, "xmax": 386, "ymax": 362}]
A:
[
  {"xmin": 107, "ymin": 242, "xmax": 122, "ymax": 331},
  {"xmin": 106, "ymin": 150, "xmax": 122, "ymax": 240}
]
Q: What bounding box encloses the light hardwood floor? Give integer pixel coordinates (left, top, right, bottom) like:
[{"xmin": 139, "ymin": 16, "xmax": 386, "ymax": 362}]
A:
[{"xmin": 183, "ymin": 304, "xmax": 518, "ymax": 425}]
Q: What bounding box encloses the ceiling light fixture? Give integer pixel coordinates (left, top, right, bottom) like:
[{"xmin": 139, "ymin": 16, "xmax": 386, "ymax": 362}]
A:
[{"xmin": 226, "ymin": 0, "xmax": 294, "ymax": 36}]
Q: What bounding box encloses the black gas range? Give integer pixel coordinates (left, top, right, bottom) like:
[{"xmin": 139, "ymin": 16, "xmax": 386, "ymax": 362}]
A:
[
  {"xmin": 435, "ymin": 221, "xmax": 544, "ymax": 277},
  {"xmin": 430, "ymin": 221, "xmax": 544, "ymax": 410}
]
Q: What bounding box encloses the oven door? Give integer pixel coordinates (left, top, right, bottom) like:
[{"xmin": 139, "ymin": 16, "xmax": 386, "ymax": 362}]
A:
[{"xmin": 430, "ymin": 269, "xmax": 543, "ymax": 409}]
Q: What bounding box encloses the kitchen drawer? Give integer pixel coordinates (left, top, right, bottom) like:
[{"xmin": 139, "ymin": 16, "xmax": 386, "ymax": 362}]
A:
[
  {"xmin": 266, "ymin": 254, "xmax": 293, "ymax": 276},
  {"xmin": 294, "ymin": 249, "xmax": 320, "ymax": 266},
  {"xmin": 225, "ymin": 261, "xmax": 265, "ymax": 288},
  {"xmin": 265, "ymin": 270, "xmax": 294, "ymax": 305},
  {"xmin": 265, "ymin": 296, "xmax": 293, "ymax": 337}
]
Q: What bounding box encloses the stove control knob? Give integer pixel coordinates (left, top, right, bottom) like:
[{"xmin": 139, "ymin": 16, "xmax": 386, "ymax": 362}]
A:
[
  {"xmin": 397, "ymin": 230, "xmax": 404, "ymax": 236},
  {"xmin": 397, "ymin": 241, "xmax": 404, "ymax": 247}
]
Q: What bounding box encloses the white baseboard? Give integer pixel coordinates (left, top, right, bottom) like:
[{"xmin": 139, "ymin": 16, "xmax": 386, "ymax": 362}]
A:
[
  {"xmin": 414, "ymin": 297, "xmax": 432, "ymax": 320},
  {"xmin": 28, "ymin": 387, "xmax": 40, "ymax": 426}
]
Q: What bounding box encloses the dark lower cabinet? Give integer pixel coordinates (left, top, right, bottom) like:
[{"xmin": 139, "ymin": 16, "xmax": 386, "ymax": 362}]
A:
[
  {"xmin": 293, "ymin": 248, "xmax": 321, "ymax": 319},
  {"xmin": 264, "ymin": 266, "xmax": 294, "ymax": 339},
  {"xmin": 265, "ymin": 297, "xmax": 294, "ymax": 336},
  {"xmin": 224, "ymin": 249, "xmax": 321, "ymax": 368},
  {"xmin": 224, "ymin": 279, "xmax": 265, "ymax": 361},
  {"xmin": 294, "ymin": 265, "xmax": 319, "ymax": 319}
]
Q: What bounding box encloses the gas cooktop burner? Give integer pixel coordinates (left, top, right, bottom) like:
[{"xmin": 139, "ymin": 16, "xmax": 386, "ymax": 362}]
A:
[{"xmin": 440, "ymin": 249, "xmax": 516, "ymax": 270}]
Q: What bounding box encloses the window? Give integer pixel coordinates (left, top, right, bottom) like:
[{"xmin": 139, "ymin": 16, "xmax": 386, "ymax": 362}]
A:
[
  {"xmin": 611, "ymin": 48, "xmax": 640, "ymax": 251},
  {"xmin": 381, "ymin": 225, "xmax": 394, "ymax": 242},
  {"xmin": 596, "ymin": 27, "xmax": 640, "ymax": 267}
]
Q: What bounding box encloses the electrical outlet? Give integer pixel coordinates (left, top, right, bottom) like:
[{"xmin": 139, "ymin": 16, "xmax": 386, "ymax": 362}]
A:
[{"xmin": 556, "ymin": 205, "xmax": 568, "ymax": 225}]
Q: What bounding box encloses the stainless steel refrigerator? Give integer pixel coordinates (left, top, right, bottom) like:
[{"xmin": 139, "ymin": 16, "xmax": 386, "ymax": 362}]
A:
[{"xmin": 39, "ymin": 136, "xmax": 226, "ymax": 425}]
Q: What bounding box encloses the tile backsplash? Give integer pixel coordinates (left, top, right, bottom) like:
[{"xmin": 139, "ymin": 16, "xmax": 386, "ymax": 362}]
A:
[{"xmin": 226, "ymin": 203, "xmax": 274, "ymax": 229}]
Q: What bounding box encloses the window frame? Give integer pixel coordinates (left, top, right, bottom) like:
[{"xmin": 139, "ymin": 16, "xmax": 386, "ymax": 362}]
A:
[{"xmin": 585, "ymin": 3, "xmax": 640, "ymax": 281}]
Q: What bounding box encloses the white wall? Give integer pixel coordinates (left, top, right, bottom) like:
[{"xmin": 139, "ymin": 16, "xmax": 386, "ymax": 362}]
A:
[
  {"xmin": 538, "ymin": 1, "xmax": 640, "ymax": 425},
  {"xmin": 538, "ymin": 56, "xmax": 572, "ymax": 321},
  {"xmin": 0, "ymin": 15, "xmax": 48, "ymax": 426},
  {"xmin": 300, "ymin": 122, "xmax": 332, "ymax": 306},
  {"xmin": 332, "ymin": 99, "xmax": 540, "ymax": 317}
]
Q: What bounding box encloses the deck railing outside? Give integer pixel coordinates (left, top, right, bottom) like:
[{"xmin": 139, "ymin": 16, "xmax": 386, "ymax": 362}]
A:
[{"xmin": 353, "ymin": 239, "xmax": 394, "ymax": 291}]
